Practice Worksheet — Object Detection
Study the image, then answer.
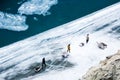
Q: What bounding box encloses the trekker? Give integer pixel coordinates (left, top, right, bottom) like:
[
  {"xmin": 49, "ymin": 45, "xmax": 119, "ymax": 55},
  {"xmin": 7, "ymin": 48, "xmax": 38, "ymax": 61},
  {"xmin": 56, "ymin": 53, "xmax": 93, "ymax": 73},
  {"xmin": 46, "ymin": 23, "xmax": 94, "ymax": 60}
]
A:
[
  {"xmin": 42, "ymin": 57, "xmax": 46, "ymax": 69},
  {"xmin": 67, "ymin": 44, "xmax": 71, "ymax": 53},
  {"xmin": 34, "ymin": 57, "xmax": 46, "ymax": 72},
  {"xmin": 86, "ymin": 34, "xmax": 89, "ymax": 43}
]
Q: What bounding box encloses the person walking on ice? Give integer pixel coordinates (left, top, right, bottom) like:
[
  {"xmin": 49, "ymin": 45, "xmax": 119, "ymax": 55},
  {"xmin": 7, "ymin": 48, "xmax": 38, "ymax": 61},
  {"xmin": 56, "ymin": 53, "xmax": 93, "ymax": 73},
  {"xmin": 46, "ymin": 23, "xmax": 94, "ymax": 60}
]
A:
[
  {"xmin": 67, "ymin": 44, "xmax": 71, "ymax": 53},
  {"xmin": 86, "ymin": 34, "xmax": 89, "ymax": 43},
  {"xmin": 41, "ymin": 57, "xmax": 46, "ymax": 69},
  {"xmin": 34, "ymin": 57, "xmax": 46, "ymax": 72}
]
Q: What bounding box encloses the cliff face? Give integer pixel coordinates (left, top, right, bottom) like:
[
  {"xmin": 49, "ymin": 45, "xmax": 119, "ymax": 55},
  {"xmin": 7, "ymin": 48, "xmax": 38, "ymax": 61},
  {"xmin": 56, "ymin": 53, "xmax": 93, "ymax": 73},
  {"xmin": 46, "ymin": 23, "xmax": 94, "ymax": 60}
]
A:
[{"xmin": 82, "ymin": 50, "xmax": 120, "ymax": 80}]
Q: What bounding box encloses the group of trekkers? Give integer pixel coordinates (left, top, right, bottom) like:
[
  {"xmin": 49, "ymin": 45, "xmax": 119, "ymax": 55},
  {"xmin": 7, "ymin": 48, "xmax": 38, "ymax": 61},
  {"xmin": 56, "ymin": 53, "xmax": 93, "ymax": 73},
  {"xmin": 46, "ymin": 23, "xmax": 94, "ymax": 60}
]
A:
[
  {"xmin": 69, "ymin": 33, "xmax": 107, "ymax": 49},
  {"xmin": 34, "ymin": 34, "xmax": 107, "ymax": 72},
  {"xmin": 66, "ymin": 33, "xmax": 90, "ymax": 54}
]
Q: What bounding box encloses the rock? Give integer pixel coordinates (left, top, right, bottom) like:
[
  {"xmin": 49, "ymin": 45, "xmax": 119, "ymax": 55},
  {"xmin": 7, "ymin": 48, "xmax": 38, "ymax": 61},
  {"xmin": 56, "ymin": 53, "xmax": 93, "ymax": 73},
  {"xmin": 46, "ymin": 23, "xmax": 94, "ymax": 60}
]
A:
[{"xmin": 82, "ymin": 50, "xmax": 120, "ymax": 80}]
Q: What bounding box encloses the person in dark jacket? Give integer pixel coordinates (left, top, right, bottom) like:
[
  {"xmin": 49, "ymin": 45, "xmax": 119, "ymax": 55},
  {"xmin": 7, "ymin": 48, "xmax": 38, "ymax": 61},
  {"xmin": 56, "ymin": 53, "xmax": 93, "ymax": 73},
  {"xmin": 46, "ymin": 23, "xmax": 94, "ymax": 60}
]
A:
[
  {"xmin": 42, "ymin": 57, "xmax": 46, "ymax": 69},
  {"xmin": 34, "ymin": 57, "xmax": 46, "ymax": 72},
  {"xmin": 86, "ymin": 34, "xmax": 89, "ymax": 43}
]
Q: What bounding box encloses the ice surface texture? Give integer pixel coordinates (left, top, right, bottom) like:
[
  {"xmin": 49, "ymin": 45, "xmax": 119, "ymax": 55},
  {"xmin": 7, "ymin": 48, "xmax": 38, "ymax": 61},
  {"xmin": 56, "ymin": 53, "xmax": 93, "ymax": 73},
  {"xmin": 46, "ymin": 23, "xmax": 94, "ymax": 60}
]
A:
[
  {"xmin": 0, "ymin": 0, "xmax": 58, "ymax": 31},
  {"xmin": 0, "ymin": 12, "xmax": 28, "ymax": 31},
  {"xmin": 0, "ymin": 2, "xmax": 120, "ymax": 80},
  {"xmin": 18, "ymin": 0, "xmax": 58, "ymax": 15}
]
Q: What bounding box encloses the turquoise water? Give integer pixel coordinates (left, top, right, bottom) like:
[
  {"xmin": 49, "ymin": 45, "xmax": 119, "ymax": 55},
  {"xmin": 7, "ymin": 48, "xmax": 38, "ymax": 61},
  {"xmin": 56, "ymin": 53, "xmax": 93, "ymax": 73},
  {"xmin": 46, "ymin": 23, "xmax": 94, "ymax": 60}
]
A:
[{"xmin": 0, "ymin": 0, "xmax": 120, "ymax": 47}]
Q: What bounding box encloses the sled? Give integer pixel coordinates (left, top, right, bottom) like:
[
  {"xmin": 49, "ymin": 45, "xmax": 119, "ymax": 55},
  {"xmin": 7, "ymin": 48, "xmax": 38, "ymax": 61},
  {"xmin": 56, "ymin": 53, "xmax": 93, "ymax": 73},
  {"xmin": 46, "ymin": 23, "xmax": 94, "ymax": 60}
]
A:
[
  {"xmin": 79, "ymin": 42, "xmax": 84, "ymax": 47},
  {"xmin": 34, "ymin": 66, "xmax": 46, "ymax": 72},
  {"xmin": 97, "ymin": 42, "xmax": 107, "ymax": 50}
]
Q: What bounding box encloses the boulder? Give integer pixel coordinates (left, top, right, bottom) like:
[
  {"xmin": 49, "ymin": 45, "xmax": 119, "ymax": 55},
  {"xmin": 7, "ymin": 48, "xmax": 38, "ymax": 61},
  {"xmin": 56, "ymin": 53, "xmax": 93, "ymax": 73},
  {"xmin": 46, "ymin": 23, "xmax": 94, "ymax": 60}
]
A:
[{"xmin": 82, "ymin": 50, "xmax": 120, "ymax": 80}]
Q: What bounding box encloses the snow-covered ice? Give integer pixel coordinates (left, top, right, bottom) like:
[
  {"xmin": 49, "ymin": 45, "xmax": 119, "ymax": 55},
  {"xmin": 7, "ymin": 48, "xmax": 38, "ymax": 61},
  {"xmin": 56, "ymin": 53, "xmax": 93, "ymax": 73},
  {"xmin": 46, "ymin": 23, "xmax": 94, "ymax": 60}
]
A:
[
  {"xmin": 0, "ymin": 2, "xmax": 120, "ymax": 80},
  {"xmin": 18, "ymin": 0, "xmax": 58, "ymax": 15},
  {"xmin": 0, "ymin": 11, "xmax": 28, "ymax": 31}
]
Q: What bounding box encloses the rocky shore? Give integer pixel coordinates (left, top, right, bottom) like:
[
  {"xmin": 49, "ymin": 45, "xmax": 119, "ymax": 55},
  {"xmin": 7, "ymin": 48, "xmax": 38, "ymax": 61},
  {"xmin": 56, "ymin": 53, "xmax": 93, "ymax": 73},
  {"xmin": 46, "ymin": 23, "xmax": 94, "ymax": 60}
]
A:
[{"xmin": 82, "ymin": 50, "xmax": 120, "ymax": 80}]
